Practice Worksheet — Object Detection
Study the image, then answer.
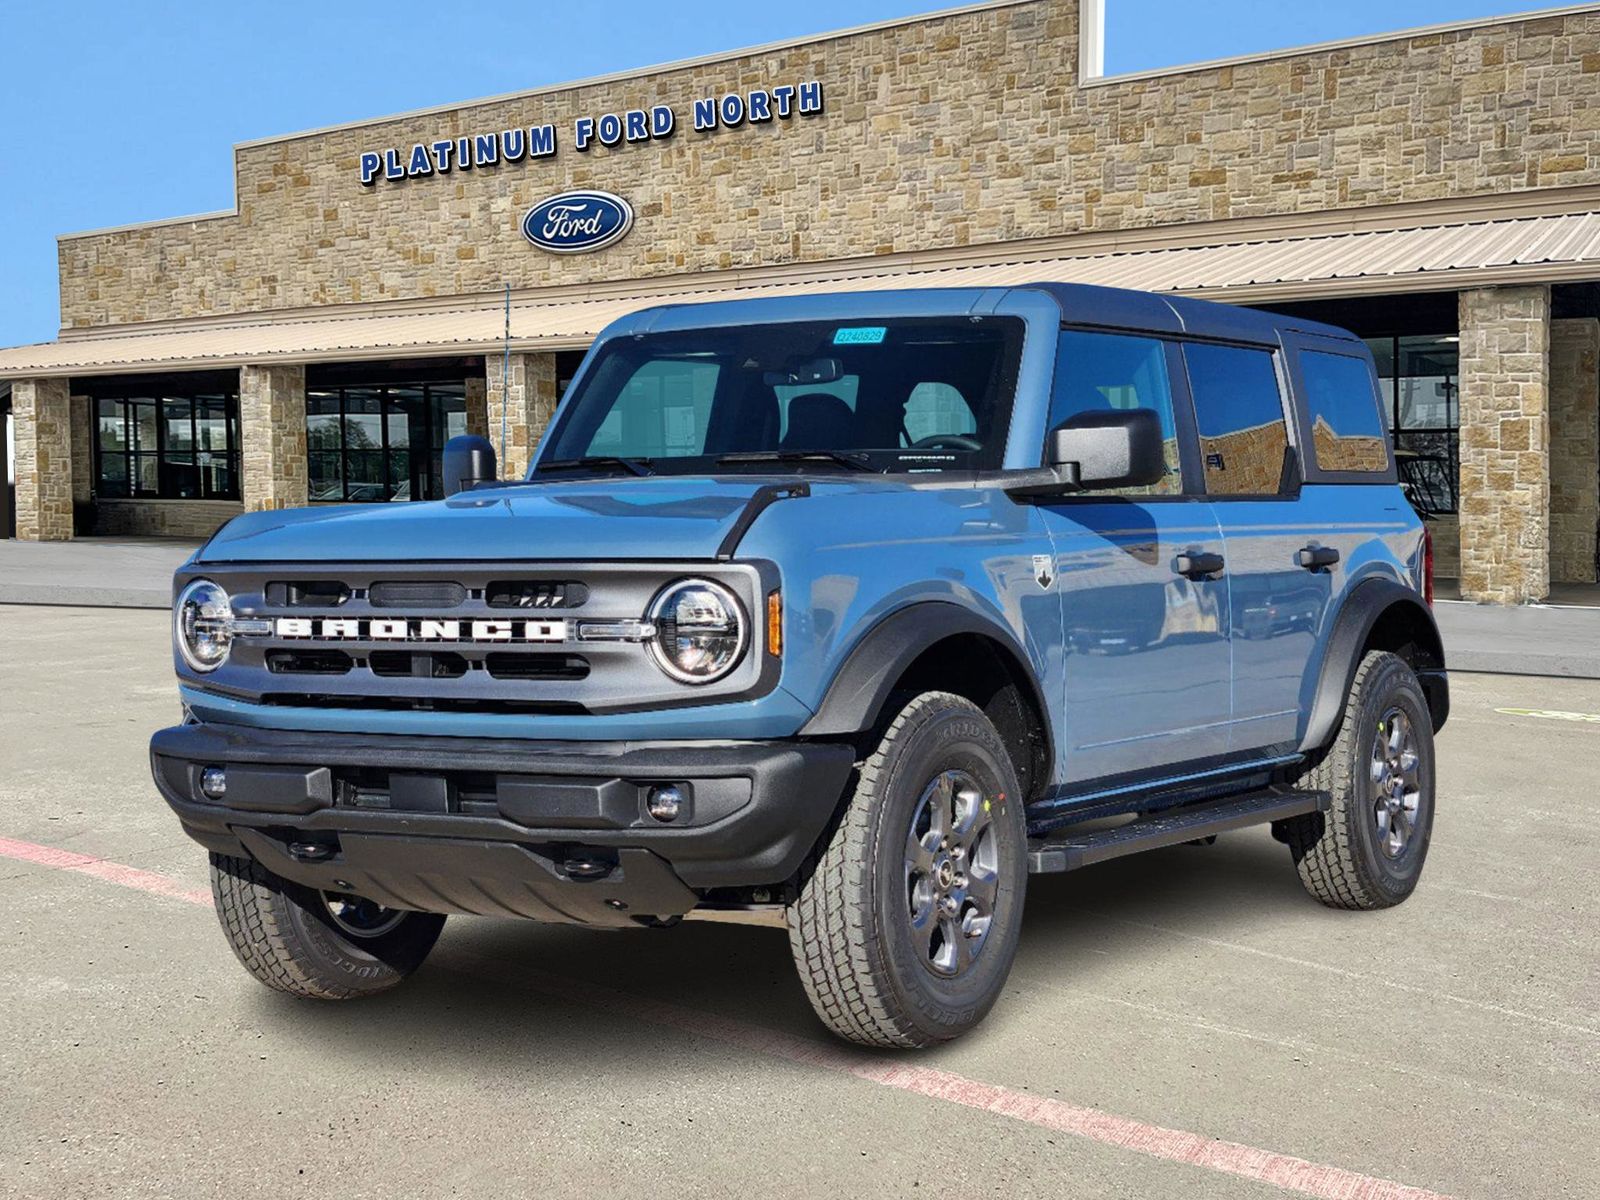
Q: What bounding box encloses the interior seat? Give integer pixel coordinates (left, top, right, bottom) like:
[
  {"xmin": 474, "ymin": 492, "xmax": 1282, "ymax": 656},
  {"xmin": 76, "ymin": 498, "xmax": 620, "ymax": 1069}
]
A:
[{"xmin": 783, "ymin": 393, "xmax": 857, "ymax": 451}]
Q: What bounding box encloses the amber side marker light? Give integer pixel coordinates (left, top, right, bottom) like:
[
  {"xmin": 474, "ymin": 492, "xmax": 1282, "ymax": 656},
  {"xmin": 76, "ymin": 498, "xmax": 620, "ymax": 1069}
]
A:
[{"xmin": 766, "ymin": 590, "xmax": 783, "ymax": 657}]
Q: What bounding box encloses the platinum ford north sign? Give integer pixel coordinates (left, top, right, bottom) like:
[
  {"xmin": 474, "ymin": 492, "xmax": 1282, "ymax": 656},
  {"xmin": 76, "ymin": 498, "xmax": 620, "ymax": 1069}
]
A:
[{"xmin": 358, "ymin": 80, "xmax": 823, "ymax": 186}]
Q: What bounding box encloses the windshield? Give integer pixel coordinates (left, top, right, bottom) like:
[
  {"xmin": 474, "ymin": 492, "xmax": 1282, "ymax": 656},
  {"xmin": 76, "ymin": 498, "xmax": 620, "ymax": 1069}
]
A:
[{"xmin": 540, "ymin": 317, "xmax": 1024, "ymax": 475}]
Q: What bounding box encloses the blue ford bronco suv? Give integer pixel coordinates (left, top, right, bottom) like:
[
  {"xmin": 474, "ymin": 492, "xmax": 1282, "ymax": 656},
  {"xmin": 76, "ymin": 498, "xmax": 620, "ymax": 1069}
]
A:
[{"xmin": 152, "ymin": 284, "xmax": 1447, "ymax": 1048}]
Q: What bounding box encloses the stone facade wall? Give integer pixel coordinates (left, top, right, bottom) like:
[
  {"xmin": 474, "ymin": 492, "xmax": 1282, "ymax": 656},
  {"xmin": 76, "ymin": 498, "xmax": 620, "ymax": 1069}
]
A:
[
  {"xmin": 1549, "ymin": 317, "xmax": 1600, "ymax": 584},
  {"xmin": 464, "ymin": 375, "xmax": 488, "ymax": 439},
  {"xmin": 94, "ymin": 499, "xmax": 243, "ymax": 538},
  {"xmin": 12, "ymin": 378, "xmax": 74, "ymax": 541},
  {"xmin": 486, "ymin": 353, "xmax": 559, "ymax": 481},
  {"xmin": 1458, "ymin": 286, "xmax": 1551, "ymax": 605},
  {"xmin": 59, "ymin": 2, "xmax": 1600, "ymax": 329},
  {"xmin": 239, "ymin": 364, "xmax": 308, "ymax": 510}
]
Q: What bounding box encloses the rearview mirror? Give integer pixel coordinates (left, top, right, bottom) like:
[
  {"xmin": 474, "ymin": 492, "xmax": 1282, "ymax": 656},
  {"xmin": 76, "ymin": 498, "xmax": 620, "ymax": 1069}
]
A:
[
  {"xmin": 1046, "ymin": 408, "xmax": 1166, "ymax": 490},
  {"xmin": 442, "ymin": 434, "xmax": 497, "ymax": 497},
  {"xmin": 761, "ymin": 357, "xmax": 844, "ymax": 388}
]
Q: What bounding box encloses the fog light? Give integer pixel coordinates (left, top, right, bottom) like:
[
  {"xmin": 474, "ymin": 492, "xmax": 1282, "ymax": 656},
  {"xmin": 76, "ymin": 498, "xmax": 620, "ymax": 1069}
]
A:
[
  {"xmin": 647, "ymin": 784, "xmax": 685, "ymax": 823},
  {"xmin": 200, "ymin": 766, "xmax": 227, "ymax": 800}
]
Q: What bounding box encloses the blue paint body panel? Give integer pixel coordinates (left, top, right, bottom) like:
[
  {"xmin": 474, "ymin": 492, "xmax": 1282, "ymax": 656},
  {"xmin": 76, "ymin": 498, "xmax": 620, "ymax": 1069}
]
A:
[{"xmin": 173, "ymin": 283, "xmax": 1433, "ymax": 810}]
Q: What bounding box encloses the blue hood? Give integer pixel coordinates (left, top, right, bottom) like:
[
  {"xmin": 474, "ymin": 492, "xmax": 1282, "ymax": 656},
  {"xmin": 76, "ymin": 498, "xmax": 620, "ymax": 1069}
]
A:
[{"xmin": 199, "ymin": 477, "xmax": 824, "ymax": 563}]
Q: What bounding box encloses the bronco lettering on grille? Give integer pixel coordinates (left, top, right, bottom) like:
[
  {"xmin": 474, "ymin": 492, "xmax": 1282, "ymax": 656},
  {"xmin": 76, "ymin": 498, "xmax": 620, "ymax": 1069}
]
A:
[{"xmin": 273, "ymin": 618, "xmax": 568, "ymax": 643}]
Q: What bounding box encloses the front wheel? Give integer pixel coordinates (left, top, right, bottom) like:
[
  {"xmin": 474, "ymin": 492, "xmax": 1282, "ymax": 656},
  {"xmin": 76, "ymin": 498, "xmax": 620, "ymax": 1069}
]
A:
[
  {"xmin": 209, "ymin": 853, "xmax": 446, "ymax": 999},
  {"xmin": 1280, "ymin": 650, "xmax": 1436, "ymax": 909},
  {"xmin": 786, "ymin": 692, "xmax": 1027, "ymax": 1048}
]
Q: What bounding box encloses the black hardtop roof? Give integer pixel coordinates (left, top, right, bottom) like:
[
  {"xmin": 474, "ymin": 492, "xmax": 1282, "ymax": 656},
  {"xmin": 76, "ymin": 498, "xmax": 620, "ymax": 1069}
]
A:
[{"xmin": 1017, "ymin": 283, "xmax": 1360, "ymax": 347}]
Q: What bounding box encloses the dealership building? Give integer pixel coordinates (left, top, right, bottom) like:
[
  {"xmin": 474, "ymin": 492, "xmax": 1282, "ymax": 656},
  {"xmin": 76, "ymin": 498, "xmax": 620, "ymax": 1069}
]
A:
[{"xmin": 3, "ymin": 0, "xmax": 1600, "ymax": 604}]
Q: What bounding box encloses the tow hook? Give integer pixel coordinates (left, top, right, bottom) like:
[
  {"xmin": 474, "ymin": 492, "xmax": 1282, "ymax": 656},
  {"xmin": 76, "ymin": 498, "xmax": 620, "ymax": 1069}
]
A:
[{"xmin": 563, "ymin": 854, "xmax": 616, "ymax": 880}]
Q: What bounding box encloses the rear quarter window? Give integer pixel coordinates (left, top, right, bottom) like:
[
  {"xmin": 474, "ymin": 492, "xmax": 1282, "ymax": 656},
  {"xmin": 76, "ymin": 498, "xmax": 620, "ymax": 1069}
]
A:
[{"xmin": 1298, "ymin": 350, "xmax": 1391, "ymax": 474}]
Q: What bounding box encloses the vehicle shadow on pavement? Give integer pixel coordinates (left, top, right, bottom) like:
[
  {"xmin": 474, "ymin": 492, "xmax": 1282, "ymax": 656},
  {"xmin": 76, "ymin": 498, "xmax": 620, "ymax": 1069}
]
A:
[{"xmin": 244, "ymin": 830, "xmax": 1312, "ymax": 1068}]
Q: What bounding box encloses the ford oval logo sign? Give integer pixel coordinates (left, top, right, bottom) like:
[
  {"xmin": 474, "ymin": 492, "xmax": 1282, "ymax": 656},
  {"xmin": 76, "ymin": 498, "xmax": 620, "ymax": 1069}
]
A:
[{"xmin": 521, "ymin": 190, "xmax": 634, "ymax": 254}]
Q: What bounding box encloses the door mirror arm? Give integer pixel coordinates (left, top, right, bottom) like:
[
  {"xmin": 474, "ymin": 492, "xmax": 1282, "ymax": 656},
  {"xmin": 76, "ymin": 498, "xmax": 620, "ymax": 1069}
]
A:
[{"xmin": 1000, "ymin": 462, "xmax": 1083, "ymax": 500}]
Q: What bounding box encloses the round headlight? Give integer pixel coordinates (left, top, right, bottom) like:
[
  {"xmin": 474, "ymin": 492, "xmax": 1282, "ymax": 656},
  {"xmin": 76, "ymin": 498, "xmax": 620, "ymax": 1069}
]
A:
[
  {"xmin": 175, "ymin": 578, "xmax": 234, "ymax": 673},
  {"xmin": 647, "ymin": 578, "xmax": 747, "ymax": 684}
]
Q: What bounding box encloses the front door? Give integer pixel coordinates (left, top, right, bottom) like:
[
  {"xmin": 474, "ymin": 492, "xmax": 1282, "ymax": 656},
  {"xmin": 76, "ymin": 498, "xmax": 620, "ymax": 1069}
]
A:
[{"xmin": 1038, "ymin": 329, "xmax": 1232, "ymax": 785}]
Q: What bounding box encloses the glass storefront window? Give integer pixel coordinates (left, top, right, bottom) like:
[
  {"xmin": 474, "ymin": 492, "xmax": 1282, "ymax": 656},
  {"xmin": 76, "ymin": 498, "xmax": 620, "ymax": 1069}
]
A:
[
  {"xmin": 94, "ymin": 388, "xmax": 239, "ymax": 501},
  {"xmin": 1363, "ymin": 334, "xmax": 1460, "ymax": 515},
  {"xmin": 304, "ymin": 381, "xmax": 466, "ymax": 502}
]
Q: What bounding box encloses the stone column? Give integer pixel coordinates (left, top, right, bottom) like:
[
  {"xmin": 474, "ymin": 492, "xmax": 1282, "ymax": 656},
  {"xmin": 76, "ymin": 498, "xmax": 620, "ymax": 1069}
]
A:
[
  {"xmin": 1457, "ymin": 286, "xmax": 1552, "ymax": 605},
  {"xmin": 1549, "ymin": 318, "xmax": 1599, "ymax": 585},
  {"xmin": 464, "ymin": 374, "xmax": 488, "ymax": 440},
  {"xmin": 485, "ymin": 352, "xmax": 558, "ymax": 481},
  {"xmin": 239, "ymin": 364, "xmax": 308, "ymax": 511},
  {"xmin": 12, "ymin": 377, "xmax": 74, "ymax": 541},
  {"xmin": 70, "ymin": 393, "xmax": 94, "ymax": 509}
]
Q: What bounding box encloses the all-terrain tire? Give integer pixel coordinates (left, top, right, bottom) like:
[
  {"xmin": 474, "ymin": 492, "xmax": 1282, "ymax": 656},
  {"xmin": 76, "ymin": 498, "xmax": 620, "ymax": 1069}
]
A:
[
  {"xmin": 1280, "ymin": 650, "xmax": 1436, "ymax": 910},
  {"xmin": 209, "ymin": 853, "xmax": 445, "ymax": 999},
  {"xmin": 786, "ymin": 692, "xmax": 1027, "ymax": 1048}
]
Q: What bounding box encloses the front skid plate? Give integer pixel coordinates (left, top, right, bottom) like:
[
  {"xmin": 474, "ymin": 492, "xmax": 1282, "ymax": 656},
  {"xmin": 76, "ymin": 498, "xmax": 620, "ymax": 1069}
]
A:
[{"xmin": 236, "ymin": 828, "xmax": 697, "ymax": 926}]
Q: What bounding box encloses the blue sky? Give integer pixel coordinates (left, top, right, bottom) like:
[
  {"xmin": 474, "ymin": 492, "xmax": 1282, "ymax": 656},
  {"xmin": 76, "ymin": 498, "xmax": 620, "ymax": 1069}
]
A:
[{"xmin": 0, "ymin": 0, "xmax": 1555, "ymax": 347}]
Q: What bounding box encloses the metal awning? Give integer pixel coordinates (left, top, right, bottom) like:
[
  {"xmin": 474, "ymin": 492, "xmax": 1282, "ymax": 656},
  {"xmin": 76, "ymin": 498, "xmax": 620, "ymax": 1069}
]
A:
[{"xmin": 7, "ymin": 208, "xmax": 1600, "ymax": 379}]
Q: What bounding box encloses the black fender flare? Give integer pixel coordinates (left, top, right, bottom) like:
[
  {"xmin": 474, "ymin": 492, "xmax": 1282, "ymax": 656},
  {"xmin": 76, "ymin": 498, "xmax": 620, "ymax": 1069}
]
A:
[
  {"xmin": 1300, "ymin": 576, "xmax": 1448, "ymax": 753},
  {"xmin": 799, "ymin": 601, "xmax": 1053, "ymax": 757}
]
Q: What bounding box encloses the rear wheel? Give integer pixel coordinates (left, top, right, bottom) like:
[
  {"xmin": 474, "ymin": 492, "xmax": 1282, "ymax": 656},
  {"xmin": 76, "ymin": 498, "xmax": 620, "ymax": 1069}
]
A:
[
  {"xmin": 1280, "ymin": 651, "xmax": 1436, "ymax": 909},
  {"xmin": 786, "ymin": 692, "xmax": 1027, "ymax": 1048},
  {"xmin": 209, "ymin": 853, "xmax": 445, "ymax": 999}
]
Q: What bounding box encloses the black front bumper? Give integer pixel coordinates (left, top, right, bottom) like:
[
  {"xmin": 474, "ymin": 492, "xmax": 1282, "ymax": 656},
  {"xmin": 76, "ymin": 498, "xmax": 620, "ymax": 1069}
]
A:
[{"xmin": 150, "ymin": 723, "xmax": 855, "ymax": 926}]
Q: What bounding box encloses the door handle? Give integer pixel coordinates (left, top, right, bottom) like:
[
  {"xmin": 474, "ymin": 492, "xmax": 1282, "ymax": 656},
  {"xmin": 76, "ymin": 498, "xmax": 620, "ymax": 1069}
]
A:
[
  {"xmin": 1175, "ymin": 551, "xmax": 1225, "ymax": 580},
  {"xmin": 1296, "ymin": 545, "xmax": 1341, "ymax": 571}
]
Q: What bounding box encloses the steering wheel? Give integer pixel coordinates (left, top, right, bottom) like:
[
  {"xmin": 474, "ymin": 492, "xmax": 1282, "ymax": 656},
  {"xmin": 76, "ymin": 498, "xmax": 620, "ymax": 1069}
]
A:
[{"xmin": 907, "ymin": 434, "xmax": 983, "ymax": 452}]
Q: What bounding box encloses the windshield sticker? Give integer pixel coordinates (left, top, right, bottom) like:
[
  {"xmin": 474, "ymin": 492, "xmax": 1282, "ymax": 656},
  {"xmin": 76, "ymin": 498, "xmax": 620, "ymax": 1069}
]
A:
[{"xmin": 833, "ymin": 327, "xmax": 888, "ymax": 345}]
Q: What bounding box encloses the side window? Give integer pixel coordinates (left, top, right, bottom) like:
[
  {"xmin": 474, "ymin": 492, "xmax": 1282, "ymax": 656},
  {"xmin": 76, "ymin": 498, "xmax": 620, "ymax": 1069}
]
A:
[
  {"xmin": 1185, "ymin": 343, "xmax": 1290, "ymax": 496},
  {"xmin": 585, "ymin": 358, "xmax": 720, "ymax": 458},
  {"xmin": 1299, "ymin": 350, "xmax": 1392, "ymax": 474},
  {"xmin": 902, "ymin": 382, "xmax": 977, "ymax": 444},
  {"xmin": 1050, "ymin": 330, "xmax": 1182, "ymax": 496}
]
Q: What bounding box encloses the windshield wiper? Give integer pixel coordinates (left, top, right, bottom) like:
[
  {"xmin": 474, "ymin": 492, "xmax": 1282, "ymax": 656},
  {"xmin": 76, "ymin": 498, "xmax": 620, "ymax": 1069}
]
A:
[
  {"xmin": 715, "ymin": 450, "xmax": 876, "ymax": 473},
  {"xmin": 536, "ymin": 455, "xmax": 653, "ymax": 477}
]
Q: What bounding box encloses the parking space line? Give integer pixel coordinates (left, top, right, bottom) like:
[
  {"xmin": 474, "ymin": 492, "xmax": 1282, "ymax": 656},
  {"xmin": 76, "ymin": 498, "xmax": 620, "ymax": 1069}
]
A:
[
  {"xmin": 3, "ymin": 833, "xmax": 1456, "ymax": 1200},
  {"xmin": 0, "ymin": 835, "xmax": 214, "ymax": 907}
]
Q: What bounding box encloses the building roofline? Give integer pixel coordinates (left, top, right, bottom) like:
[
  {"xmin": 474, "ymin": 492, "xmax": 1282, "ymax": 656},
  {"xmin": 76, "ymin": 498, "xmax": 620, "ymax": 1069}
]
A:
[
  {"xmin": 1085, "ymin": 1, "xmax": 1600, "ymax": 85},
  {"xmin": 234, "ymin": 0, "xmax": 1036, "ymax": 150},
  {"xmin": 52, "ymin": 0, "xmax": 1600, "ymax": 244},
  {"xmin": 55, "ymin": 0, "xmax": 1036, "ymax": 243}
]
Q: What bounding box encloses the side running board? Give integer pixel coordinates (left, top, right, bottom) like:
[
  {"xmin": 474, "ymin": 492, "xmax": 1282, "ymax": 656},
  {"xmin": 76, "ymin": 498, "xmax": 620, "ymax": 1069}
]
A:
[{"xmin": 1026, "ymin": 786, "xmax": 1331, "ymax": 874}]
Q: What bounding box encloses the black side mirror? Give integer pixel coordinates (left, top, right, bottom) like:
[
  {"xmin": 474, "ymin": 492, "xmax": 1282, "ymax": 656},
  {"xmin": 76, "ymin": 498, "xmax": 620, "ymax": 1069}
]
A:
[
  {"xmin": 442, "ymin": 434, "xmax": 497, "ymax": 497},
  {"xmin": 1047, "ymin": 408, "xmax": 1166, "ymax": 490}
]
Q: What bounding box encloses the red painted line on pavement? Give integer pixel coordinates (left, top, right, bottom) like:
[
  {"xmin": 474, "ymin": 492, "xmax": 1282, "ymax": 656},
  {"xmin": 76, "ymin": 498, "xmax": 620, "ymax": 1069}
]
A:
[
  {"xmin": 6, "ymin": 834, "xmax": 1455, "ymax": 1200},
  {"xmin": 0, "ymin": 835, "xmax": 214, "ymax": 908},
  {"xmin": 498, "ymin": 967, "xmax": 1456, "ymax": 1200}
]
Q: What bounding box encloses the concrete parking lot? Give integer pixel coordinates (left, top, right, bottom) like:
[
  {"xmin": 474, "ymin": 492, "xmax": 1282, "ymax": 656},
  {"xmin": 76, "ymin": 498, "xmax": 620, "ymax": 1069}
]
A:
[{"xmin": 1, "ymin": 604, "xmax": 1596, "ymax": 1200}]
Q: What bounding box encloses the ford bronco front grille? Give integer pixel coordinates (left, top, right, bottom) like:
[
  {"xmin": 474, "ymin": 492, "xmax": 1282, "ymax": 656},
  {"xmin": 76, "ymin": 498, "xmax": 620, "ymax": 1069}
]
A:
[{"xmin": 180, "ymin": 561, "xmax": 773, "ymax": 716}]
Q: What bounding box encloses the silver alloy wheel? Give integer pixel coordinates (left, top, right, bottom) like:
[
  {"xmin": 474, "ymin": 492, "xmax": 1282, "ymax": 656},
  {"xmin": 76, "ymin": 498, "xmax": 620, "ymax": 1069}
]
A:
[
  {"xmin": 322, "ymin": 891, "xmax": 408, "ymax": 938},
  {"xmin": 904, "ymin": 769, "xmax": 1000, "ymax": 977},
  {"xmin": 1370, "ymin": 706, "xmax": 1423, "ymax": 859}
]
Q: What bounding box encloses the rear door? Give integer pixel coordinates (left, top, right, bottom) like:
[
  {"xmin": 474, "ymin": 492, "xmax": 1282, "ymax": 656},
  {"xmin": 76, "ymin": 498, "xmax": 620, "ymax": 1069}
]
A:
[
  {"xmin": 1036, "ymin": 328, "xmax": 1232, "ymax": 785},
  {"xmin": 1182, "ymin": 338, "xmax": 1333, "ymax": 755}
]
